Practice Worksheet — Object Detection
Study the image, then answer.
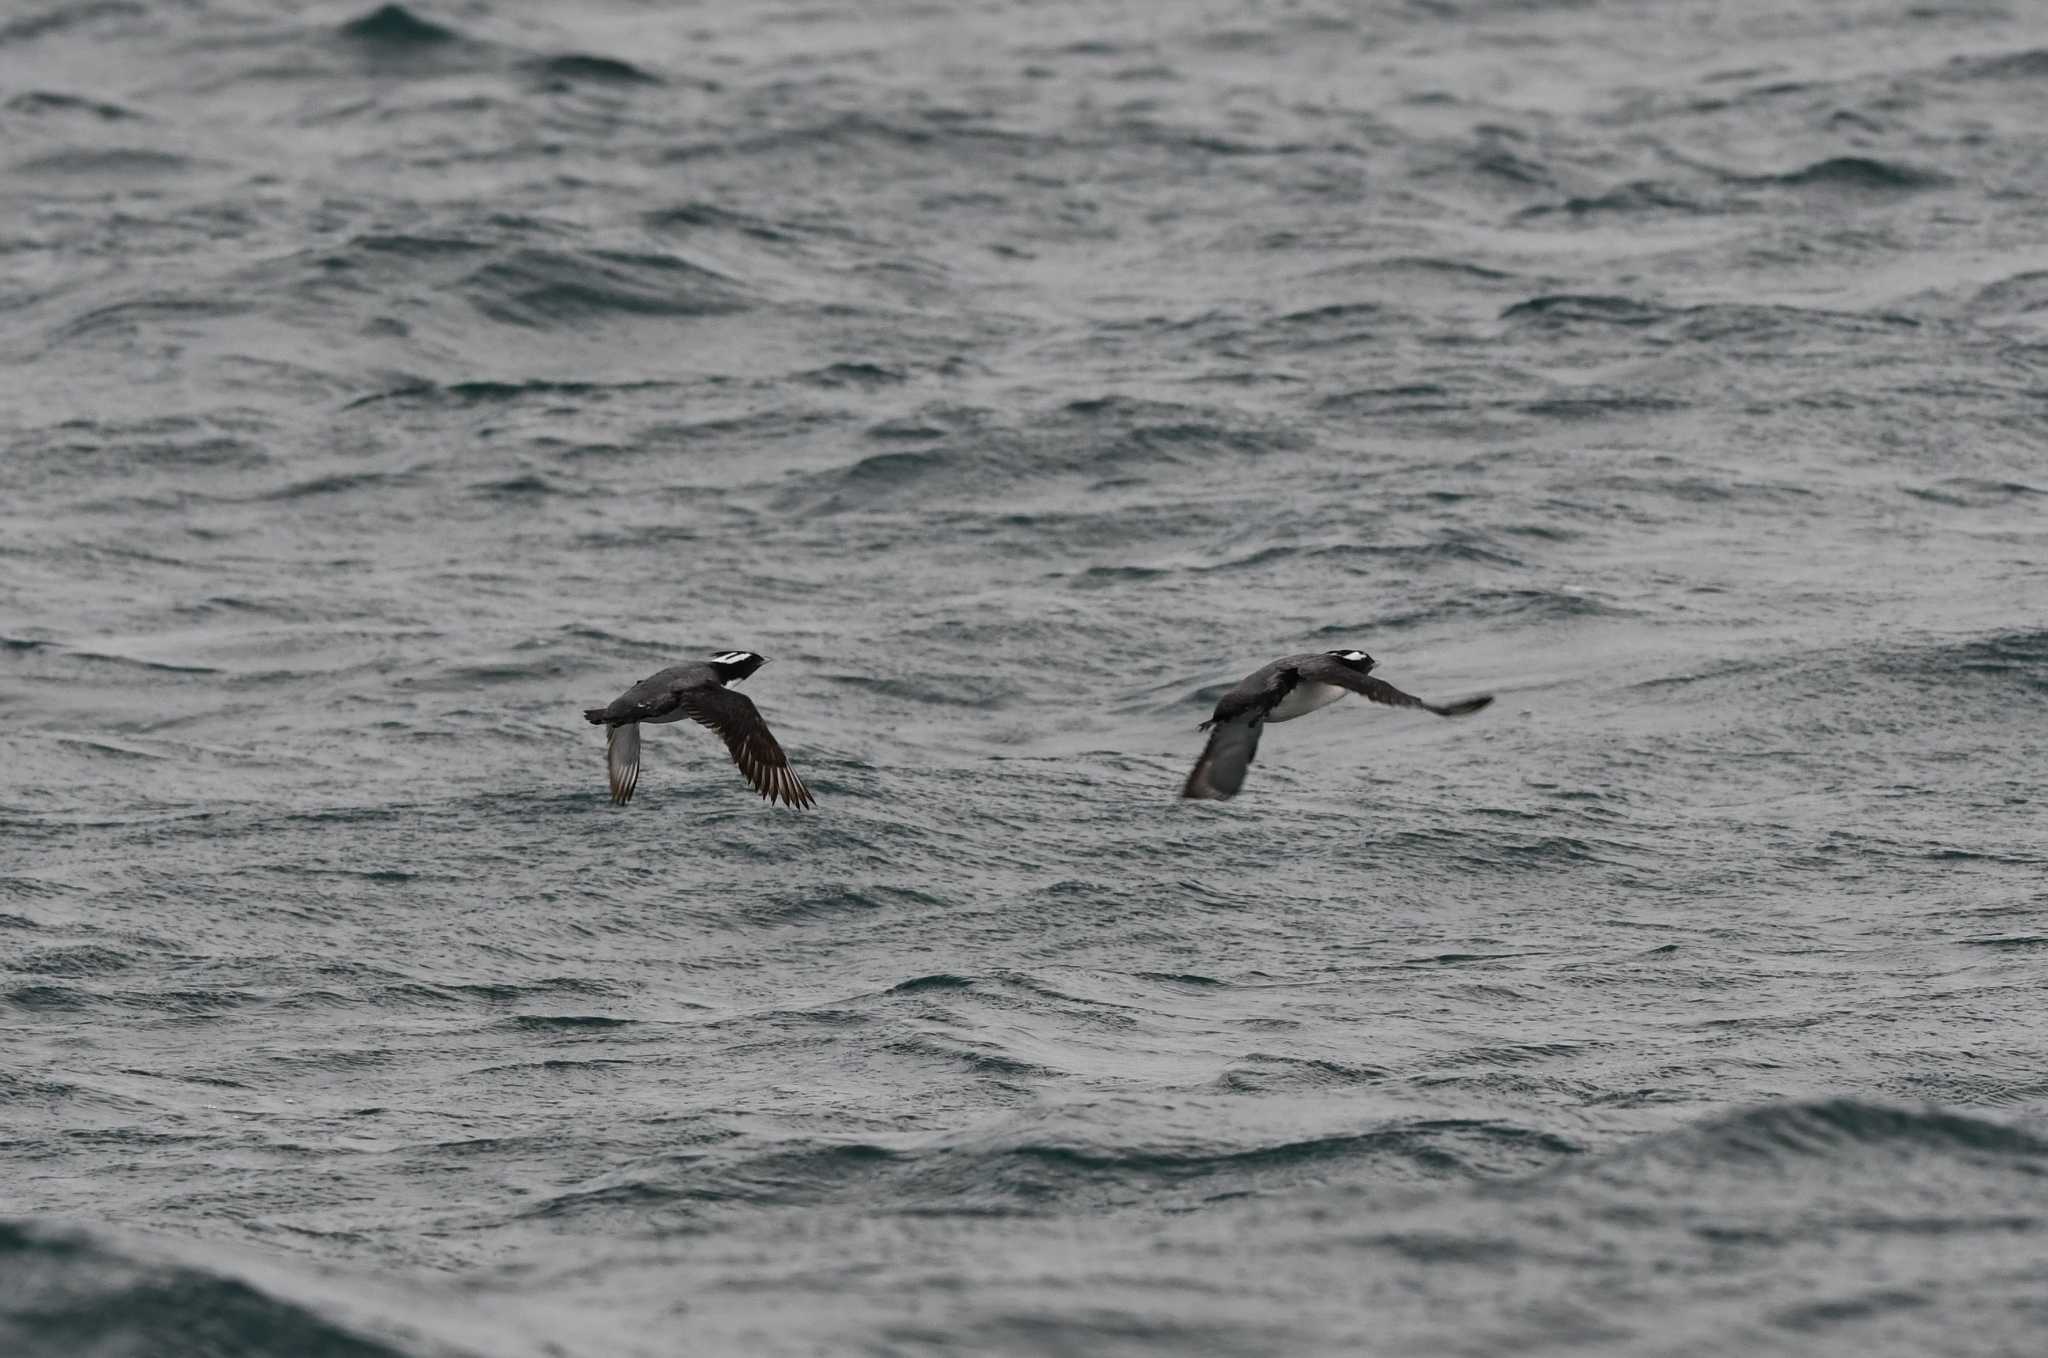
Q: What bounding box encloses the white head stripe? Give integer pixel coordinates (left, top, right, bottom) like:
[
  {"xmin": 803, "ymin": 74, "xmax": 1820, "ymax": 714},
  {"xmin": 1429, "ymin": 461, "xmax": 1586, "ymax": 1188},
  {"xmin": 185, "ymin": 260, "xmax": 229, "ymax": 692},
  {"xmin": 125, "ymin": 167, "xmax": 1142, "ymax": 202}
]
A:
[
  {"xmin": 712, "ymin": 651, "xmax": 753, "ymax": 664},
  {"xmin": 1343, "ymin": 650, "xmax": 1367, "ymax": 660}
]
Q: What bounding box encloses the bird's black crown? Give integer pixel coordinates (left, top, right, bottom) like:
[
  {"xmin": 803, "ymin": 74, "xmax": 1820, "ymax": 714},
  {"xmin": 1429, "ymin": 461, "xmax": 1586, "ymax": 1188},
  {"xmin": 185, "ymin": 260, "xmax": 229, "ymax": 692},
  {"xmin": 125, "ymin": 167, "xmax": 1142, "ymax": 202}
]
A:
[{"xmin": 709, "ymin": 650, "xmax": 767, "ymax": 682}]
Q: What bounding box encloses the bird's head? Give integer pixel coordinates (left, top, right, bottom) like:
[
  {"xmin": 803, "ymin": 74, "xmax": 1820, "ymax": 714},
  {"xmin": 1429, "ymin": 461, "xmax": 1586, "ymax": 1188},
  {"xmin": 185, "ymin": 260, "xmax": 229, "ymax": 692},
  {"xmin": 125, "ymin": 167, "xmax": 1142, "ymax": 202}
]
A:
[
  {"xmin": 709, "ymin": 650, "xmax": 767, "ymax": 683},
  {"xmin": 1326, "ymin": 649, "xmax": 1376, "ymax": 673}
]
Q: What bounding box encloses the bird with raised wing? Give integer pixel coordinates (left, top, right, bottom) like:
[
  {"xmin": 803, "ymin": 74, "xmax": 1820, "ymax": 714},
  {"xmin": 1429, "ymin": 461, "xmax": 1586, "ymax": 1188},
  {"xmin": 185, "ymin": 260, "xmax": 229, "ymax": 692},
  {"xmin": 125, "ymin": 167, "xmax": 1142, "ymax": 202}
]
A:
[
  {"xmin": 1182, "ymin": 649, "xmax": 1491, "ymax": 801},
  {"xmin": 582, "ymin": 650, "xmax": 815, "ymax": 808}
]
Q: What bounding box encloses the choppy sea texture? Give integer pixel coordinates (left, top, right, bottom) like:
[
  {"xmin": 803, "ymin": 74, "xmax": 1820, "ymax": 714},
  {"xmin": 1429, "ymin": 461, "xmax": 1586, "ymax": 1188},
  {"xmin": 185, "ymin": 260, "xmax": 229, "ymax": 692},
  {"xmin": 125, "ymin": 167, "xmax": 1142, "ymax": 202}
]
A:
[{"xmin": 4, "ymin": 1, "xmax": 2047, "ymax": 1354}]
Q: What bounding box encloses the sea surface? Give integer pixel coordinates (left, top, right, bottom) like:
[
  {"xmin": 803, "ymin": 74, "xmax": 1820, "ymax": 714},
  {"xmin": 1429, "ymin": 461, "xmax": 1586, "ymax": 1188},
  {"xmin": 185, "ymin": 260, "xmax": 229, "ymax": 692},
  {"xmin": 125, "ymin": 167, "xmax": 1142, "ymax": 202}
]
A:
[{"xmin": 4, "ymin": 1, "xmax": 2047, "ymax": 1354}]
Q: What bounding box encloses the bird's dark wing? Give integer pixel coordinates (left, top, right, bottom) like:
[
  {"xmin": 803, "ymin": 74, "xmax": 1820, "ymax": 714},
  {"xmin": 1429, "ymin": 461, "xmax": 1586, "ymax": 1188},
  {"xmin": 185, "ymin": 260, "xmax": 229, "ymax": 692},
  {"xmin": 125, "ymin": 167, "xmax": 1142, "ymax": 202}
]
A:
[
  {"xmin": 1182, "ymin": 714, "xmax": 1265, "ymax": 800},
  {"xmin": 676, "ymin": 686, "xmax": 816, "ymax": 809},
  {"xmin": 1203, "ymin": 664, "xmax": 1299, "ymax": 730},
  {"xmin": 1305, "ymin": 659, "xmax": 1494, "ymax": 718},
  {"xmin": 1183, "ymin": 664, "xmax": 1299, "ymax": 801}
]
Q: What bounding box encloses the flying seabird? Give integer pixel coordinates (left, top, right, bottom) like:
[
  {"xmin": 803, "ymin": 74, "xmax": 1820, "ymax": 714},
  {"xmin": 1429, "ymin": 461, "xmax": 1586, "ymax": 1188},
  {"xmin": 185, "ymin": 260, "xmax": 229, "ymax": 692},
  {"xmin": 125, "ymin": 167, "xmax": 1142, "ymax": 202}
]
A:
[
  {"xmin": 582, "ymin": 650, "xmax": 815, "ymax": 808},
  {"xmin": 1182, "ymin": 649, "xmax": 1492, "ymax": 800}
]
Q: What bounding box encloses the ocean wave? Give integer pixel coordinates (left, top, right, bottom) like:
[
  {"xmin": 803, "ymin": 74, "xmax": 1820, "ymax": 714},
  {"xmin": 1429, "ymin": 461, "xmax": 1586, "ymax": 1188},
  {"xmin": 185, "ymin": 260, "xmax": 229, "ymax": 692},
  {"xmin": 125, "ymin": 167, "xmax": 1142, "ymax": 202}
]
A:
[
  {"xmin": 1518, "ymin": 179, "xmax": 1717, "ymax": 219},
  {"xmin": 1500, "ymin": 293, "xmax": 1669, "ymax": 330},
  {"xmin": 1588, "ymin": 1098, "xmax": 2048, "ymax": 1180},
  {"xmin": 761, "ymin": 394, "xmax": 1303, "ymax": 508},
  {"xmin": 1738, "ymin": 155, "xmax": 1951, "ymax": 192},
  {"xmin": 11, "ymin": 945, "xmax": 132, "ymax": 976},
  {"xmin": 0, "ymin": 1217, "xmax": 591, "ymax": 1358},
  {"xmin": 461, "ymin": 247, "xmax": 751, "ymax": 327},
  {"xmin": 11, "ymin": 147, "xmax": 196, "ymax": 177},
  {"xmin": 1946, "ymin": 47, "xmax": 2048, "ymax": 81},
  {"xmin": 337, "ymin": 3, "xmax": 459, "ymax": 50},
  {"xmin": 0, "ymin": 3, "xmax": 144, "ymax": 48},
  {"xmin": 5, "ymin": 90, "xmax": 140, "ymax": 120},
  {"xmin": 523, "ymin": 53, "xmax": 663, "ymax": 88},
  {"xmin": 517, "ymin": 1114, "xmax": 1587, "ymax": 1224}
]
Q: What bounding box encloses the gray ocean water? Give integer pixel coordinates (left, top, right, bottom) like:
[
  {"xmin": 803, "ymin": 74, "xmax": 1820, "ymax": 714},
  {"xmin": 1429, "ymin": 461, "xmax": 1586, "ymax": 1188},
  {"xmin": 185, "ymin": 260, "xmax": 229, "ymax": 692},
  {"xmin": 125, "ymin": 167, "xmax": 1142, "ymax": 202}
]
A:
[{"xmin": 4, "ymin": 1, "xmax": 2047, "ymax": 1354}]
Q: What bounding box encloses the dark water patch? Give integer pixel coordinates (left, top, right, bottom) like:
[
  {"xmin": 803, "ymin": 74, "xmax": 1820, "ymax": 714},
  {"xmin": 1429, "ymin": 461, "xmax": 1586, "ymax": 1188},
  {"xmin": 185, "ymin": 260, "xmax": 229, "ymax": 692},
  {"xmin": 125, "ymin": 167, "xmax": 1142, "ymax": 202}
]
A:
[
  {"xmin": 1521, "ymin": 391, "xmax": 1689, "ymax": 419},
  {"xmin": 11, "ymin": 147, "xmax": 194, "ymax": 176},
  {"xmin": 0, "ymin": 1220, "xmax": 427, "ymax": 1358},
  {"xmin": 1666, "ymin": 301, "xmax": 1920, "ymax": 344},
  {"xmin": 1962, "ymin": 269, "xmax": 2048, "ymax": 319},
  {"xmin": 463, "ymin": 248, "xmax": 750, "ymax": 327},
  {"xmin": 5, "ymin": 984, "xmax": 91, "ymax": 1012},
  {"xmin": 702, "ymin": 1007, "xmax": 868, "ymax": 1036},
  {"xmin": 888, "ymin": 974, "xmax": 977, "ymax": 995},
  {"xmin": 349, "ymin": 231, "xmax": 495, "ymax": 260},
  {"xmin": 1133, "ymin": 972, "xmax": 1227, "ymax": 988},
  {"xmin": 65, "ymin": 651, "xmax": 217, "ymax": 676},
  {"xmin": 984, "ymin": 1119, "xmax": 1584, "ymax": 1191},
  {"xmin": 10, "ymin": 946, "xmax": 131, "ymax": 978},
  {"xmin": 1070, "ymin": 564, "xmax": 1167, "ymax": 588},
  {"xmin": 1313, "ymin": 381, "xmax": 1472, "ymax": 415},
  {"xmin": 887, "ymin": 1034, "xmax": 1057, "ymax": 1078},
  {"xmin": 1413, "ymin": 951, "xmax": 1526, "ymax": 965},
  {"xmin": 1597, "ymin": 1098, "xmax": 2048, "ymax": 1180},
  {"xmin": 469, "ymin": 473, "xmax": 566, "ymax": 500},
  {"xmin": 1740, "ymin": 156, "xmax": 1950, "ymax": 192},
  {"xmin": 1949, "ymin": 47, "xmax": 2048, "ymax": 81},
  {"xmin": 644, "ymin": 202, "xmax": 799, "ymax": 242},
  {"xmin": 662, "ymin": 111, "xmax": 1050, "ymax": 171},
  {"xmin": 255, "ymin": 470, "xmax": 410, "ymax": 502},
  {"xmin": 1253, "ymin": 300, "xmax": 1398, "ymax": 349},
  {"xmin": 1451, "ymin": 1042, "xmax": 1587, "ymax": 1067},
  {"xmin": 1773, "ymin": 1288, "xmax": 1931, "ymax": 1332},
  {"xmin": 1585, "ymin": 470, "xmax": 1813, "ymax": 506},
  {"xmin": 1962, "ymin": 935, "xmax": 2048, "ymax": 951},
  {"xmin": 779, "ymin": 397, "xmax": 1289, "ymax": 511},
  {"xmin": 1627, "ymin": 654, "xmax": 1774, "ymax": 694},
  {"xmin": 505, "ymin": 1014, "xmax": 635, "ymax": 1032},
  {"xmin": 0, "ymin": 1072, "xmax": 79, "ymax": 1102},
  {"xmin": 1366, "ymin": 255, "xmax": 1517, "ymax": 283},
  {"xmin": 0, "ymin": 911, "xmax": 41, "ymax": 928},
  {"xmin": 0, "ymin": 3, "xmax": 144, "ymax": 46},
  {"xmin": 46, "ymin": 296, "xmax": 249, "ymax": 350},
  {"xmin": 797, "ymin": 361, "xmax": 908, "ymax": 388},
  {"xmin": 1352, "ymin": 1229, "xmax": 1524, "ymax": 1267},
  {"xmin": 51, "ymin": 738, "xmax": 171, "ymax": 767},
  {"xmin": 1903, "ymin": 476, "xmax": 2045, "ymax": 507},
  {"xmin": 6, "ymin": 90, "xmax": 140, "ymax": 120},
  {"xmin": 338, "ymin": 3, "xmax": 460, "ymax": 48},
  {"xmin": 1501, "ymin": 293, "xmax": 1670, "ymax": 330},
  {"xmin": 1058, "ymin": 394, "xmax": 1296, "ymax": 454},
  {"xmin": 525, "ymin": 53, "xmax": 663, "ymax": 87},
  {"xmin": 1519, "ymin": 179, "xmax": 1715, "ymax": 219},
  {"xmin": 957, "ymin": 1311, "xmax": 1287, "ymax": 1358},
  {"xmin": 575, "ymin": 1120, "xmax": 1588, "ymax": 1220},
  {"xmin": 344, "ymin": 376, "xmax": 676, "ymax": 411},
  {"xmin": 1273, "ymin": 302, "xmax": 1387, "ymax": 327},
  {"xmin": 123, "ymin": 989, "xmax": 262, "ymax": 1019},
  {"xmin": 740, "ymin": 883, "xmax": 952, "ymax": 927},
  {"xmin": 372, "ymin": 976, "xmax": 626, "ymax": 1012},
  {"xmin": 1874, "ymin": 629, "xmax": 2048, "ymax": 695},
  {"xmin": 1193, "ymin": 537, "xmax": 1526, "ymax": 575},
  {"xmin": 1215, "ymin": 1055, "xmax": 1391, "ymax": 1092}
]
